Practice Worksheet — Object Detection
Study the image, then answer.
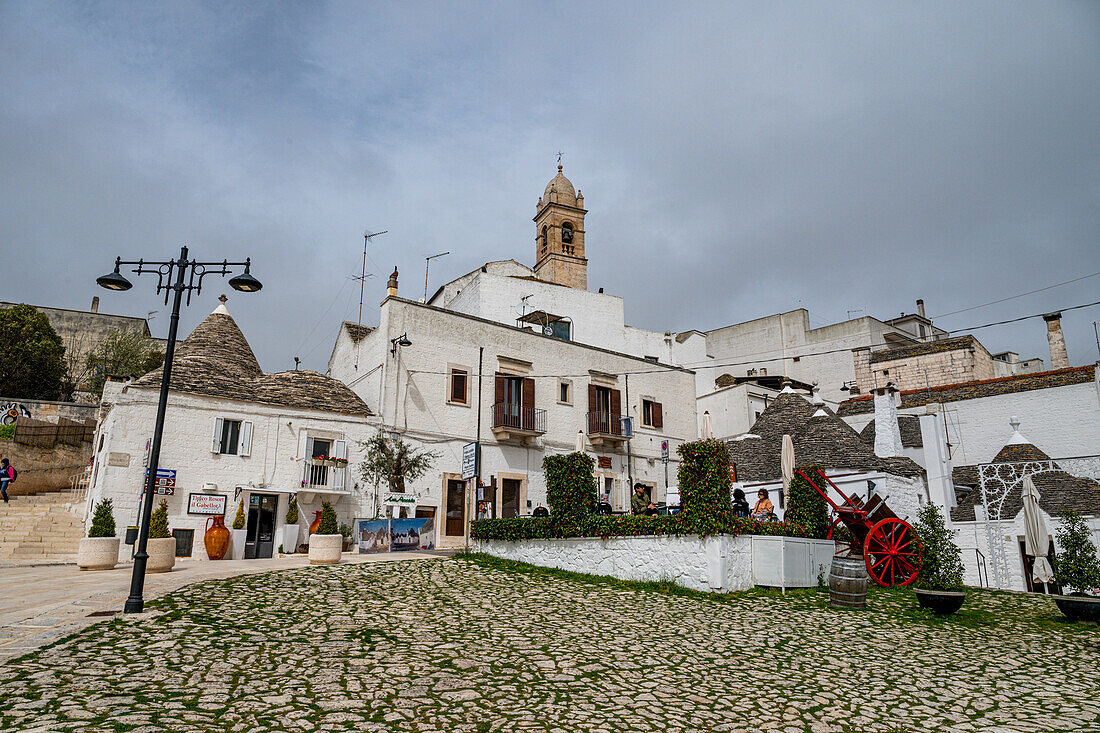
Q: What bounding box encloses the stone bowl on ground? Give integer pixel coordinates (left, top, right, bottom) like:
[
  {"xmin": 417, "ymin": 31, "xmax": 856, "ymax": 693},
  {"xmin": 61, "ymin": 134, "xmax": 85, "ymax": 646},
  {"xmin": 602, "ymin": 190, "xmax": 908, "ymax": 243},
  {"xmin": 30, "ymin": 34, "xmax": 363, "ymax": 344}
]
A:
[
  {"xmin": 146, "ymin": 537, "xmax": 176, "ymax": 573},
  {"xmin": 308, "ymin": 534, "xmax": 343, "ymax": 565},
  {"xmin": 914, "ymin": 588, "xmax": 966, "ymax": 615},
  {"xmin": 1053, "ymin": 595, "xmax": 1100, "ymax": 623},
  {"xmin": 76, "ymin": 537, "xmax": 120, "ymax": 571}
]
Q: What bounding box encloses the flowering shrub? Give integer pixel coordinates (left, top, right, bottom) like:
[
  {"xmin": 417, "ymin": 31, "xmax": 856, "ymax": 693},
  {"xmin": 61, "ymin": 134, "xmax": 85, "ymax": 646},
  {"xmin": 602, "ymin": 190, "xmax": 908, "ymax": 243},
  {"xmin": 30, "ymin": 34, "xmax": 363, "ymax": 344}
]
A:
[{"xmin": 785, "ymin": 465, "xmax": 829, "ymax": 539}]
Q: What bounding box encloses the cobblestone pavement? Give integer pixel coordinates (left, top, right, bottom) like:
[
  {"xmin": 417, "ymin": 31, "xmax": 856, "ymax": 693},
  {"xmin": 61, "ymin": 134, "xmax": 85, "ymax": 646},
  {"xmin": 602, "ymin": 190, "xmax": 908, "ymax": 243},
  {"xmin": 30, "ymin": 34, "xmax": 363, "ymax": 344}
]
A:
[{"xmin": 1, "ymin": 557, "xmax": 1097, "ymax": 732}]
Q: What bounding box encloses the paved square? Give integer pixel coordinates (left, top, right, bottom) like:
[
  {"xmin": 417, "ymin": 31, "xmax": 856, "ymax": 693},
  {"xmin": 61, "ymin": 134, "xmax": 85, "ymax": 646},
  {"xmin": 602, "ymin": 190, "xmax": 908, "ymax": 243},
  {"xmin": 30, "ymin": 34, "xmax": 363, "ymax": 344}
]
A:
[{"xmin": 0, "ymin": 556, "xmax": 1096, "ymax": 732}]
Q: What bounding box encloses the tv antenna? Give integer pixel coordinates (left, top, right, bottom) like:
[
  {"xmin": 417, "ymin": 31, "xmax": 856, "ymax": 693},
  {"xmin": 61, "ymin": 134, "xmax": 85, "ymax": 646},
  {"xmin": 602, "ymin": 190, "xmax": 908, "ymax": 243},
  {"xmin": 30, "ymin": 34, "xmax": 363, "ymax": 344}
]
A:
[{"xmin": 356, "ymin": 229, "xmax": 388, "ymax": 325}]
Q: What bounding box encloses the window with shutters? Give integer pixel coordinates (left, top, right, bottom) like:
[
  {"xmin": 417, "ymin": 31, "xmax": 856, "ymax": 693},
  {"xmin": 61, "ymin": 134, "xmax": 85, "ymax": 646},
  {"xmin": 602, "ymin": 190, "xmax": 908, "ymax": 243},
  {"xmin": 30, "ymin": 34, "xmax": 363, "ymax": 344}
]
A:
[
  {"xmin": 587, "ymin": 384, "xmax": 623, "ymax": 435},
  {"xmin": 448, "ymin": 365, "xmax": 470, "ymax": 406},
  {"xmin": 641, "ymin": 399, "xmax": 664, "ymax": 429},
  {"xmin": 492, "ymin": 372, "xmax": 545, "ymax": 435},
  {"xmin": 211, "ymin": 418, "xmax": 253, "ymax": 456}
]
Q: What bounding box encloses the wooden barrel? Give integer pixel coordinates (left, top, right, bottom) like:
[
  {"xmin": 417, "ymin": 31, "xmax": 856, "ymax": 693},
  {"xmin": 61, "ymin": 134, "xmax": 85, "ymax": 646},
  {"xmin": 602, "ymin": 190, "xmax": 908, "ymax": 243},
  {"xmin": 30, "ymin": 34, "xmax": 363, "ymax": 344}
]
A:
[{"xmin": 829, "ymin": 554, "xmax": 868, "ymax": 609}]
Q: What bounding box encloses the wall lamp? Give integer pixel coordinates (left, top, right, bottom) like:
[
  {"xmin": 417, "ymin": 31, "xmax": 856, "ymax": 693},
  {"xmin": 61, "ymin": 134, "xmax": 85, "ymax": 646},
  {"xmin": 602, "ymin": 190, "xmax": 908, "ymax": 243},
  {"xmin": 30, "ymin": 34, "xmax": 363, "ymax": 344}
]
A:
[{"xmin": 390, "ymin": 332, "xmax": 412, "ymax": 357}]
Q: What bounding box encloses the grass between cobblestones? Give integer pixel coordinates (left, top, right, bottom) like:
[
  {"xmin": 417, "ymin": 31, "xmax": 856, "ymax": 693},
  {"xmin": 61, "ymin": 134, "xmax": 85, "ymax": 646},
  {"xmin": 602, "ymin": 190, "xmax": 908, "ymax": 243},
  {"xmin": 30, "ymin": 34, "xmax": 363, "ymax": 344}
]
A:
[{"xmin": 0, "ymin": 556, "xmax": 1097, "ymax": 733}]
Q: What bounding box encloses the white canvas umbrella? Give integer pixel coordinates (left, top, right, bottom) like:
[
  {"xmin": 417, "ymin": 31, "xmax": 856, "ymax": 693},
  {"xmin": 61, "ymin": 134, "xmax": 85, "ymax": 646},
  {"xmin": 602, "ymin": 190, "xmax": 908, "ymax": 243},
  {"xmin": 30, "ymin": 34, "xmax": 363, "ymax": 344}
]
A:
[
  {"xmin": 1021, "ymin": 475, "xmax": 1055, "ymax": 591},
  {"xmin": 574, "ymin": 430, "xmax": 585, "ymax": 453},
  {"xmin": 701, "ymin": 411, "xmax": 714, "ymax": 439},
  {"xmin": 781, "ymin": 433, "xmax": 795, "ymax": 500}
]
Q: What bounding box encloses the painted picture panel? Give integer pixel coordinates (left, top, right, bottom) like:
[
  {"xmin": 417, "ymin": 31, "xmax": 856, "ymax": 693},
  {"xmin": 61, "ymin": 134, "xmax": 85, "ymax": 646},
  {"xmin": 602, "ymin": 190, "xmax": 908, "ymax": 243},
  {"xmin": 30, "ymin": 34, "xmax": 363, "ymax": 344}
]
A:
[
  {"xmin": 357, "ymin": 519, "xmax": 390, "ymax": 554},
  {"xmin": 390, "ymin": 517, "xmax": 435, "ymax": 552}
]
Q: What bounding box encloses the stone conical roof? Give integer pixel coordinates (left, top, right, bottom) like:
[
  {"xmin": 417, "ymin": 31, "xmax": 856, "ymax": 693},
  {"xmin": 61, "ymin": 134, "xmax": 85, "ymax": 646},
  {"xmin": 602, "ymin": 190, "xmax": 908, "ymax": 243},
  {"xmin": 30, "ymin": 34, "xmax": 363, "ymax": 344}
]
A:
[{"xmin": 131, "ymin": 305, "xmax": 371, "ymax": 416}]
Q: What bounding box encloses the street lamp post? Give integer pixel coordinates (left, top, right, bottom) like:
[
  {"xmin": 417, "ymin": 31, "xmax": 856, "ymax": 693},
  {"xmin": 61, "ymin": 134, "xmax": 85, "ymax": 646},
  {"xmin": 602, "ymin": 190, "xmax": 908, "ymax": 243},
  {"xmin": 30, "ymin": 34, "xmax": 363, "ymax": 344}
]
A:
[{"xmin": 97, "ymin": 246, "xmax": 261, "ymax": 613}]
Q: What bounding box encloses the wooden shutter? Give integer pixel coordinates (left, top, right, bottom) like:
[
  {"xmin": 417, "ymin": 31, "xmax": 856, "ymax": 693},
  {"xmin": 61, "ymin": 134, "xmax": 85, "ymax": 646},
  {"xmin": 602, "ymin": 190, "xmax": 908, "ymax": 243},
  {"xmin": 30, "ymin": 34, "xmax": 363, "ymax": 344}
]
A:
[
  {"xmin": 302, "ymin": 436, "xmax": 314, "ymax": 485},
  {"xmin": 610, "ymin": 389, "xmax": 622, "ymax": 435},
  {"xmin": 238, "ymin": 421, "xmax": 253, "ymax": 457},
  {"xmin": 211, "ymin": 418, "xmax": 224, "ymax": 453},
  {"xmin": 588, "ymin": 384, "xmax": 598, "ymax": 412},
  {"xmin": 495, "ymin": 373, "xmax": 506, "ymax": 407},
  {"xmin": 652, "ymin": 402, "xmax": 663, "ymax": 429},
  {"xmin": 521, "ymin": 377, "xmax": 535, "ymax": 430},
  {"xmin": 333, "ymin": 439, "xmax": 347, "ymax": 491}
]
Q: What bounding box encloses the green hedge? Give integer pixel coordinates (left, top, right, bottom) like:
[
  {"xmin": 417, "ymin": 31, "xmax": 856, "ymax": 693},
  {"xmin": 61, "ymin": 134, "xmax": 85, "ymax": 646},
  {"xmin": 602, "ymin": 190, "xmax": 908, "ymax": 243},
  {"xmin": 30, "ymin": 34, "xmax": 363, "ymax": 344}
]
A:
[
  {"xmin": 677, "ymin": 439, "xmax": 732, "ymax": 518},
  {"xmin": 471, "ymin": 513, "xmax": 809, "ymax": 541},
  {"xmin": 544, "ymin": 452, "xmax": 597, "ymax": 526},
  {"xmin": 785, "ymin": 465, "xmax": 829, "ymax": 539}
]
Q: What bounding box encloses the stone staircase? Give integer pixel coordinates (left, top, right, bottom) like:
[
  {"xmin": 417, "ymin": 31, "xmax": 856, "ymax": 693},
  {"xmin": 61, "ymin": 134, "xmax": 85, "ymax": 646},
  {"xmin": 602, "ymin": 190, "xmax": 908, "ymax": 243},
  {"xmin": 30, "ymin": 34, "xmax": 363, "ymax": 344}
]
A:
[{"xmin": 0, "ymin": 491, "xmax": 86, "ymax": 564}]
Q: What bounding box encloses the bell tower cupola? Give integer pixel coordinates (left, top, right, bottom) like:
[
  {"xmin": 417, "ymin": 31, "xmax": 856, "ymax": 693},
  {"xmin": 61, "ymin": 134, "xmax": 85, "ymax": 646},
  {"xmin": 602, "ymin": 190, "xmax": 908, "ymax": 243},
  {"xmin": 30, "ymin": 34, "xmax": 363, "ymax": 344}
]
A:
[{"xmin": 534, "ymin": 164, "xmax": 588, "ymax": 290}]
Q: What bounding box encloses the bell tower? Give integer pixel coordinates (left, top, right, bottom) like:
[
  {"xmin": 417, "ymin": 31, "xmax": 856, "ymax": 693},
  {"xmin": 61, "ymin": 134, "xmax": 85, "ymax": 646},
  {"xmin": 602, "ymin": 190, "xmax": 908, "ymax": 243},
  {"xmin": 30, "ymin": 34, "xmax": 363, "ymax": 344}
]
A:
[{"xmin": 533, "ymin": 165, "xmax": 588, "ymax": 290}]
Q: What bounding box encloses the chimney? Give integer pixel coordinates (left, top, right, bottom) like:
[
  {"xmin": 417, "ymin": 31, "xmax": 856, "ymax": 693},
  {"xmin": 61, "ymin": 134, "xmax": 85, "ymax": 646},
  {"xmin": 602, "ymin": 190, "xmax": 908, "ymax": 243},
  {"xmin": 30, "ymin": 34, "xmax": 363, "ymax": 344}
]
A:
[
  {"xmin": 90, "ymin": 296, "xmax": 100, "ymax": 313},
  {"xmin": 386, "ymin": 267, "xmax": 399, "ymax": 298},
  {"xmin": 916, "ymin": 299, "xmax": 925, "ymax": 318},
  {"xmin": 872, "ymin": 382, "xmax": 903, "ymax": 458},
  {"xmin": 1043, "ymin": 312, "xmax": 1069, "ymax": 369}
]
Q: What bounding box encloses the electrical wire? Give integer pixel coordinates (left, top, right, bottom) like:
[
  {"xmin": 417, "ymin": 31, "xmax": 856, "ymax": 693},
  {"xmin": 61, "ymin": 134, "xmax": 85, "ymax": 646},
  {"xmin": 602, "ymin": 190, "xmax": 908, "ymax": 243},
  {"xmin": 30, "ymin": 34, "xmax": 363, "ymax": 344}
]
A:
[
  {"xmin": 931, "ymin": 271, "xmax": 1100, "ymax": 319},
  {"xmin": 403, "ymin": 299, "xmax": 1100, "ymax": 380}
]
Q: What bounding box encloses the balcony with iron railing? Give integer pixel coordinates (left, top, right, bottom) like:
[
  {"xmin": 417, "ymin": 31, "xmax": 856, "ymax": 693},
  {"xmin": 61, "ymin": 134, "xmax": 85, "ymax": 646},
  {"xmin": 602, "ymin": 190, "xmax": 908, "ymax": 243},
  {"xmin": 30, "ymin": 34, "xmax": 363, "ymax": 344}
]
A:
[
  {"xmin": 300, "ymin": 457, "xmax": 349, "ymax": 498},
  {"xmin": 491, "ymin": 402, "xmax": 547, "ymax": 444},
  {"xmin": 587, "ymin": 411, "xmax": 627, "ymax": 447}
]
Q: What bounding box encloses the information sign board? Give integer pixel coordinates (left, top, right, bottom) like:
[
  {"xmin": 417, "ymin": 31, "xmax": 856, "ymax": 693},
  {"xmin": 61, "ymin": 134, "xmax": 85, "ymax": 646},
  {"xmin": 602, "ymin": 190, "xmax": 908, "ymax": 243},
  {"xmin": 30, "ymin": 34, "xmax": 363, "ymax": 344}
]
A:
[
  {"xmin": 144, "ymin": 468, "xmax": 176, "ymax": 495},
  {"xmin": 187, "ymin": 493, "xmax": 227, "ymax": 515},
  {"xmin": 462, "ymin": 442, "xmax": 479, "ymax": 480}
]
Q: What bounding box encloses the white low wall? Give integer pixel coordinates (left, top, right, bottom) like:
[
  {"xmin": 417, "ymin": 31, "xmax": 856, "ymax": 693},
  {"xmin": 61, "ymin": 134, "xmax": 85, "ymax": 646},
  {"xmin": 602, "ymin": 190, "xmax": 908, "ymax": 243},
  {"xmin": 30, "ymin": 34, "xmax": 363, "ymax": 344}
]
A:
[{"xmin": 475, "ymin": 534, "xmax": 835, "ymax": 593}]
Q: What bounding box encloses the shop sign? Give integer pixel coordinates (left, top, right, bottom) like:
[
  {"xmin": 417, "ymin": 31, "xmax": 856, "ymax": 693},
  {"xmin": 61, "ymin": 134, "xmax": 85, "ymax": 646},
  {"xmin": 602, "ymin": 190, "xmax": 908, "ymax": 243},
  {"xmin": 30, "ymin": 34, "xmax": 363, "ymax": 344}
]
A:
[
  {"xmin": 462, "ymin": 442, "xmax": 478, "ymax": 480},
  {"xmin": 597, "ymin": 456, "xmax": 613, "ymax": 469},
  {"xmin": 383, "ymin": 493, "xmax": 418, "ymax": 509},
  {"xmin": 144, "ymin": 468, "xmax": 176, "ymax": 495},
  {"xmin": 187, "ymin": 493, "xmax": 227, "ymax": 515}
]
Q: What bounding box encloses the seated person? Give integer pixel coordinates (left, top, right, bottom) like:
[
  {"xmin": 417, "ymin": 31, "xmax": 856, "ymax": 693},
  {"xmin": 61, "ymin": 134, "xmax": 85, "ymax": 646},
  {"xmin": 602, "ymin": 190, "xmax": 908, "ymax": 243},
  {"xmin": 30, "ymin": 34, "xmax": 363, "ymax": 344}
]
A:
[
  {"xmin": 631, "ymin": 483, "xmax": 658, "ymax": 516},
  {"xmin": 732, "ymin": 488, "xmax": 750, "ymax": 517},
  {"xmin": 532, "ymin": 505, "xmax": 550, "ymax": 518},
  {"xmin": 596, "ymin": 494, "xmax": 613, "ymax": 515},
  {"xmin": 751, "ymin": 489, "xmax": 774, "ymax": 521}
]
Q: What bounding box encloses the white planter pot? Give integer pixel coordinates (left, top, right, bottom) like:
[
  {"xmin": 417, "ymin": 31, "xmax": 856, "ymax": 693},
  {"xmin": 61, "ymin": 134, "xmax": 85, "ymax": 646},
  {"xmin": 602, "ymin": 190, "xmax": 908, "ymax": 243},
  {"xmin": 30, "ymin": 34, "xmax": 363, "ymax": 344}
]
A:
[
  {"xmin": 231, "ymin": 529, "xmax": 247, "ymax": 560},
  {"xmin": 77, "ymin": 537, "xmax": 120, "ymax": 571},
  {"xmin": 308, "ymin": 534, "xmax": 343, "ymax": 565},
  {"xmin": 146, "ymin": 537, "xmax": 177, "ymax": 573},
  {"xmin": 282, "ymin": 524, "xmax": 300, "ymax": 554}
]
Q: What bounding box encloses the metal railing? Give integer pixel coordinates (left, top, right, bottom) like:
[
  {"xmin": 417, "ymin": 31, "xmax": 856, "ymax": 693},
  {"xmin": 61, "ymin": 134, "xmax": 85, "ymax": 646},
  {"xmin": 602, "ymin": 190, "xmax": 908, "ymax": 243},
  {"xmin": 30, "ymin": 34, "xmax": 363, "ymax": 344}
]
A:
[
  {"xmin": 974, "ymin": 548, "xmax": 987, "ymax": 588},
  {"xmin": 492, "ymin": 403, "xmax": 547, "ymax": 434},
  {"xmin": 587, "ymin": 411, "xmax": 623, "ymax": 436}
]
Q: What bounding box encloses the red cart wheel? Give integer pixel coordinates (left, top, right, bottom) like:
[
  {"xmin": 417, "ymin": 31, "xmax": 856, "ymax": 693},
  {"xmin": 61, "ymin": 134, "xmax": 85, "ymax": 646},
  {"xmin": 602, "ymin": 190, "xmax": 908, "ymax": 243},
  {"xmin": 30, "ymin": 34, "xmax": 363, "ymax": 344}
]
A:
[
  {"xmin": 864, "ymin": 518, "xmax": 920, "ymax": 587},
  {"xmin": 825, "ymin": 516, "xmax": 843, "ymax": 540}
]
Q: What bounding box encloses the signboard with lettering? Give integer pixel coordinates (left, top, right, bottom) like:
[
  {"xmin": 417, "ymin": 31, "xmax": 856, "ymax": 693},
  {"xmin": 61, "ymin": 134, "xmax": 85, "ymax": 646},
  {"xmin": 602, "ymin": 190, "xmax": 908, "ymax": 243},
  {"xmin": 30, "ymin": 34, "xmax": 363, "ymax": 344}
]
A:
[
  {"xmin": 462, "ymin": 442, "xmax": 478, "ymax": 480},
  {"xmin": 382, "ymin": 493, "xmax": 418, "ymax": 510},
  {"xmin": 144, "ymin": 468, "xmax": 176, "ymax": 495},
  {"xmin": 597, "ymin": 456, "xmax": 613, "ymax": 469},
  {"xmin": 187, "ymin": 493, "xmax": 227, "ymax": 515}
]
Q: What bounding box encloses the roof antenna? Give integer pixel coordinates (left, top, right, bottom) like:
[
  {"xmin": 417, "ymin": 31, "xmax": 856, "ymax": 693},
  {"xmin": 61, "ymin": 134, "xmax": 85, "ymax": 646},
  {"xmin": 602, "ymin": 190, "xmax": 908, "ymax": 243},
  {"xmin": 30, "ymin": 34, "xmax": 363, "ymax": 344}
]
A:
[
  {"xmin": 355, "ymin": 229, "xmax": 388, "ymax": 370},
  {"xmin": 294, "ymin": 357, "xmax": 301, "ymax": 371}
]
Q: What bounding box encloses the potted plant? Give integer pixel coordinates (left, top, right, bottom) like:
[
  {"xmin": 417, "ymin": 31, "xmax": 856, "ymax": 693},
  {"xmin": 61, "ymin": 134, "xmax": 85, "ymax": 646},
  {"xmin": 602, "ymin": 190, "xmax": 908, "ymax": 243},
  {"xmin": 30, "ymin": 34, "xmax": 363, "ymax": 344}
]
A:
[
  {"xmin": 282, "ymin": 497, "xmax": 300, "ymax": 554},
  {"xmin": 231, "ymin": 499, "xmax": 247, "ymax": 559},
  {"xmin": 308, "ymin": 501, "xmax": 343, "ymax": 565},
  {"xmin": 912, "ymin": 503, "xmax": 966, "ymax": 615},
  {"xmin": 339, "ymin": 522, "xmax": 354, "ymax": 552},
  {"xmin": 146, "ymin": 499, "xmax": 176, "ymax": 572},
  {"xmin": 77, "ymin": 498, "xmax": 120, "ymax": 570},
  {"xmin": 1052, "ymin": 512, "xmax": 1100, "ymax": 622}
]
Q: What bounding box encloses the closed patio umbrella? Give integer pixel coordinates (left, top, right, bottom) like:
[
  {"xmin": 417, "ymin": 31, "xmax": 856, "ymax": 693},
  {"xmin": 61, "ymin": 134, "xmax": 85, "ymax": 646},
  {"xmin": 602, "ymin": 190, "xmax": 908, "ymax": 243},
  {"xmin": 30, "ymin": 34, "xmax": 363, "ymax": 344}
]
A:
[
  {"xmin": 1021, "ymin": 475, "xmax": 1054, "ymax": 592},
  {"xmin": 701, "ymin": 411, "xmax": 714, "ymax": 439},
  {"xmin": 574, "ymin": 430, "xmax": 585, "ymax": 453},
  {"xmin": 781, "ymin": 433, "xmax": 795, "ymax": 501}
]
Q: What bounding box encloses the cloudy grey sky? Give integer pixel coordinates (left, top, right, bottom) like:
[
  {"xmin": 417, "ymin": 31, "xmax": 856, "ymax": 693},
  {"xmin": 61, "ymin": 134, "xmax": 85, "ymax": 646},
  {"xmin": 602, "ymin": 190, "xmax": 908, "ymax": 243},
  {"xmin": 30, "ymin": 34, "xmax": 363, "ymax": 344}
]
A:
[{"xmin": 2, "ymin": 2, "xmax": 1098, "ymax": 374}]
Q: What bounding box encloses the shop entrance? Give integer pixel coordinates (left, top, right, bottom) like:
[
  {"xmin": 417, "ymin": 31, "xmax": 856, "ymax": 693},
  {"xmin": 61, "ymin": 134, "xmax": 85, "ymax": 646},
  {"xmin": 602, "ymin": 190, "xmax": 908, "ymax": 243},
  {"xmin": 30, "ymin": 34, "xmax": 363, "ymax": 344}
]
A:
[
  {"xmin": 245, "ymin": 493, "xmax": 279, "ymax": 559},
  {"xmin": 445, "ymin": 479, "xmax": 465, "ymax": 536}
]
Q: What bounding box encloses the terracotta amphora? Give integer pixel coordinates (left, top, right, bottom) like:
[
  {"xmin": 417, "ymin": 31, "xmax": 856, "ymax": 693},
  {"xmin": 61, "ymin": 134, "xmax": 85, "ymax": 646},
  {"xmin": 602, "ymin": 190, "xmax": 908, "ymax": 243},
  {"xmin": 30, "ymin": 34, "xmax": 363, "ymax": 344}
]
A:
[
  {"xmin": 204, "ymin": 515, "xmax": 231, "ymax": 560},
  {"xmin": 309, "ymin": 510, "xmax": 323, "ymax": 535}
]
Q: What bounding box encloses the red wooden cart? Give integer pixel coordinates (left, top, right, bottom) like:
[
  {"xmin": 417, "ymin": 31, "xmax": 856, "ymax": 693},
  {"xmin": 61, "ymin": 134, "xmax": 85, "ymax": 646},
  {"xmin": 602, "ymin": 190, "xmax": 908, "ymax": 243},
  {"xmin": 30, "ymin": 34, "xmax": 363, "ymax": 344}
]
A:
[{"xmin": 796, "ymin": 468, "xmax": 920, "ymax": 587}]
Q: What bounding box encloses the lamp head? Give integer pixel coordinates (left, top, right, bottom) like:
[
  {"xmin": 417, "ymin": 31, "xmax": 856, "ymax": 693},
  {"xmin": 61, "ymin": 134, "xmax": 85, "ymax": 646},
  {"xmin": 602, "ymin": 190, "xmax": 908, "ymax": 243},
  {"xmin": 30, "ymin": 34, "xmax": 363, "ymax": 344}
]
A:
[
  {"xmin": 96, "ymin": 260, "xmax": 133, "ymax": 291},
  {"xmin": 398, "ymin": 335, "xmax": 412, "ymax": 348},
  {"xmin": 229, "ymin": 261, "xmax": 262, "ymax": 293}
]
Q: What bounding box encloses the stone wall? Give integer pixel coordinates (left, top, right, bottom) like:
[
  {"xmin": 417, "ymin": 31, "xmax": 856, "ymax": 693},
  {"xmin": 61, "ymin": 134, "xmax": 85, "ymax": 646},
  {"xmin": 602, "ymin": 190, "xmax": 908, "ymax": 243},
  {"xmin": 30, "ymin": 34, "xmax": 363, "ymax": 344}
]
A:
[
  {"xmin": 0, "ymin": 397, "xmax": 98, "ymax": 424},
  {"xmin": 862, "ymin": 341, "xmax": 997, "ymax": 394},
  {"xmin": 0, "ymin": 439, "xmax": 91, "ymax": 495},
  {"xmin": 475, "ymin": 535, "xmax": 835, "ymax": 593}
]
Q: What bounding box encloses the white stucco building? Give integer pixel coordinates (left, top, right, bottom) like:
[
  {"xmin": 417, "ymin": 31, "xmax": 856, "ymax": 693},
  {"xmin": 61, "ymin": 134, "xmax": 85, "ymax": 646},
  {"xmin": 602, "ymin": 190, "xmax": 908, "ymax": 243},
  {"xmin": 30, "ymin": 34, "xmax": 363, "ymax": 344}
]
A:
[{"xmin": 86, "ymin": 301, "xmax": 378, "ymax": 561}]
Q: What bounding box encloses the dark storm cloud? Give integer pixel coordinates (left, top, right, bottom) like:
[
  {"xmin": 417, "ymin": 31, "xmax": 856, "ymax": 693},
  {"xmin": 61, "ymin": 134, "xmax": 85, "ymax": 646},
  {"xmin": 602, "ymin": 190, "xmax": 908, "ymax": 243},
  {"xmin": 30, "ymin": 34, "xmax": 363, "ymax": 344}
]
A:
[{"xmin": 2, "ymin": 2, "xmax": 1098, "ymax": 372}]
